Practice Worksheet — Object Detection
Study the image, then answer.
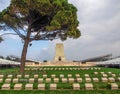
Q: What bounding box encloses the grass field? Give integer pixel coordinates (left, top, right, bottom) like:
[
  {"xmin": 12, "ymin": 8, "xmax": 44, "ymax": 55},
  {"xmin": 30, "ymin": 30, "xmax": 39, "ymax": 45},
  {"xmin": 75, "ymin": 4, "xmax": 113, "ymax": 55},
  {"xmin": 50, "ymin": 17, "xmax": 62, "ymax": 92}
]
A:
[{"xmin": 0, "ymin": 66, "xmax": 120, "ymax": 94}]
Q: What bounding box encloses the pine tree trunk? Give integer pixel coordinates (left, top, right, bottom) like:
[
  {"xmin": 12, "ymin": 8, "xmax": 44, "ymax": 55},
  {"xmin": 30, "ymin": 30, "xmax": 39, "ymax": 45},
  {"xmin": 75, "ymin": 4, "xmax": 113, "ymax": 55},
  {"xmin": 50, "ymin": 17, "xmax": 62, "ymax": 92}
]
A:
[{"xmin": 20, "ymin": 30, "xmax": 31, "ymax": 73}]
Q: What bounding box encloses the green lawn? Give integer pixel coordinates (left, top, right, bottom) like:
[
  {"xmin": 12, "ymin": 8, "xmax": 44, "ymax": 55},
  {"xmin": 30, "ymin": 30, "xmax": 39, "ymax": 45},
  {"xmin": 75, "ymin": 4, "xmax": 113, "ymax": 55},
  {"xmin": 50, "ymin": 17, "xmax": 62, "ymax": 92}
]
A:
[
  {"xmin": 0, "ymin": 90, "xmax": 120, "ymax": 94},
  {"xmin": 0, "ymin": 66, "xmax": 120, "ymax": 94}
]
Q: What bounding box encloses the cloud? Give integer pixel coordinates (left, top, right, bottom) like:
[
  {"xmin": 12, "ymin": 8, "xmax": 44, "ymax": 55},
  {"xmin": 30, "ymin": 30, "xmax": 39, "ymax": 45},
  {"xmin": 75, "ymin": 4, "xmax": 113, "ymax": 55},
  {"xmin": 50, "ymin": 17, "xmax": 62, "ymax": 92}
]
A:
[{"xmin": 0, "ymin": 30, "xmax": 21, "ymax": 40}]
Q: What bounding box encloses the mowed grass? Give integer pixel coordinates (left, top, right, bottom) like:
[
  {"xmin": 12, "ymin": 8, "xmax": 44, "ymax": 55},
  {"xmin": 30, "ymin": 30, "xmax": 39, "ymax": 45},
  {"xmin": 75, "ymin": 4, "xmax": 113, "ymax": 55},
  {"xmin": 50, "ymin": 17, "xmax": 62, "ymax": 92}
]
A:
[
  {"xmin": 0, "ymin": 66, "xmax": 120, "ymax": 94},
  {"xmin": 0, "ymin": 90, "xmax": 120, "ymax": 94}
]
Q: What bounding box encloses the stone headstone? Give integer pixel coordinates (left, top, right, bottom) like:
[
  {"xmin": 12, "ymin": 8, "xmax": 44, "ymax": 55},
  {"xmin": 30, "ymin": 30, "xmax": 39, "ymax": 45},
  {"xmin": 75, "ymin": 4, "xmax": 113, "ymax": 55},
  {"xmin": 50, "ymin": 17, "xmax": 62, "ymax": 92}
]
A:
[
  {"xmin": 62, "ymin": 78, "xmax": 67, "ymax": 83},
  {"xmin": 85, "ymin": 78, "xmax": 91, "ymax": 82},
  {"xmin": 85, "ymin": 83, "xmax": 93, "ymax": 90},
  {"xmin": 24, "ymin": 75, "xmax": 29, "ymax": 78},
  {"xmin": 108, "ymin": 77, "xmax": 115, "ymax": 82},
  {"xmin": 34, "ymin": 74, "xmax": 38, "ymax": 78},
  {"xmin": 17, "ymin": 75, "xmax": 22, "ymax": 78},
  {"xmin": 5, "ymin": 78, "xmax": 11, "ymax": 83},
  {"xmin": 38, "ymin": 84, "xmax": 45, "ymax": 90},
  {"xmin": 46, "ymin": 78, "xmax": 51, "ymax": 83},
  {"xmin": 68, "ymin": 78, "xmax": 74, "ymax": 83},
  {"xmin": 54, "ymin": 78, "xmax": 59, "ymax": 83},
  {"xmin": 112, "ymin": 74, "xmax": 116, "ymax": 77},
  {"xmin": 25, "ymin": 84, "xmax": 33, "ymax": 90},
  {"xmin": 0, "ymin": 75, "xmax": 4, "ymax": 78},
  {"xmin": 50, "ymin": 84, "xmax": 57, "ymax": 90},
  {"xmin": 76, "ymin": 78, "xmax": 82, "ymax": 82},
  {"xmin": 68, "ymin": 74, "xmax": 72, "ymax": 78},
  {"xmin": 60, "ymin": 74, "xmax": 64, "ymax": 78},
  {"xmin": 75, "ymin": 74, "xmax": 80, "ymax": 78},
  {"xmin": 111, "ymin": 83, "xmax": 118, "ymax": 90},
  {"xmin": 7, "ymin": 75, "xmax": 13, "ymax": 78},
  {"xmin": 51, "ymin": 74, "xmax": 56, "ymax": 78},
  {"xmin": 29, "ymin": 78, "xmax": 34, "ymax": 83},
  {"xmin": 85, "ymin": 74, "xmax": 89, "ymax": 78},
  {"xmin": 2, "ymin": 84, "xmax": 10, "ymax": 90},
  {"xmin": 73, "ymin": 83, "xmax": 80, "ymax": 90},
  {"xmin": 102, "ymin": 74, "xmax": 107, "ymax": 77},
  {"xmin": 94, "ymin": 72, "xmax": 98, "ymax": 75},
  {"xmin": 101, "ymin": 78, "xmax": 108, "ymax": 82},
  {"xmin": 0, "ymin": 78, "xmax": 3, "ymax": 83},
  {"xmin": 38, "ymin": 78, "xmax": 43, "ymax": 83},
  {"xmin": 14, "ymin": 84, "xmax": 22, "ymax": 90},
  {"xmin": 93, "ymin": 78, "xmax": 99, "ymax": 82},
  {"xmin": 13, "ymin": 78, "xmax": 19, "ymax": 83},
  {"xmin": 43, "ymin": 74, "xmax": 47, "ymax": 78}
]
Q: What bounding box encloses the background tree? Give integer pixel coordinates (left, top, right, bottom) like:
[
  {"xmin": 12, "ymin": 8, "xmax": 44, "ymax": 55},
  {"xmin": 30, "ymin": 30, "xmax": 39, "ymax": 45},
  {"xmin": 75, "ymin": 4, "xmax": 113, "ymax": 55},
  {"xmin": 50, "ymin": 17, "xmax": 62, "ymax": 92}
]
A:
[
  {"xmin": 0, "ymin": 55, "xmax": 4, "ymax": 59},
  {"xmin": 0, "ymin": 0, "xmax": 81, "ymax": 72},
  {"xmin": 0, "ymin": 37, "xmax": 3, "ymax": 43}
]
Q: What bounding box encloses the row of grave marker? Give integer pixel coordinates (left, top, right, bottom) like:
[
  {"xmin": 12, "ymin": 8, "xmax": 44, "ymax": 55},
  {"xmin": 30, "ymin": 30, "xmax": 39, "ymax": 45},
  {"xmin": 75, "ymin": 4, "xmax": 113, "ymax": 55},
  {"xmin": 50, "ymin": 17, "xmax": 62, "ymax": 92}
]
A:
[
  {"xmin": 0, "ymin": 77, "xmax": 120, "ymax": 83},
  {"xmin": 0, "ymin": 73, "xmax": 119, "ymax": 78},
  {"xmin": 1, "ymin": 83, "xmax": 119, "ymax": 90},
  {"xmin": 25, "ymin": 67, "xmax": 101, "ymax": 70}
]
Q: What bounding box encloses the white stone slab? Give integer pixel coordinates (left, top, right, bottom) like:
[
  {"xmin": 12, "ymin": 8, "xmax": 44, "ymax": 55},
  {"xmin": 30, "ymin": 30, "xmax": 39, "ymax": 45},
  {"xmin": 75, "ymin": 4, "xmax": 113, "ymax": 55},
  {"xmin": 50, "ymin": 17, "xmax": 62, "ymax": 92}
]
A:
[
  {"xmin": 38, "ymin": 84, "xmax": 45, "ymax": 90},
  {"xmin": 2, "ymin": 84, "xmax": 10, "ymax": 90},
  {"xmin": 29, "ymin": 78, "xmax": 34, "ymax": 83},
  {"xmin": 50, "ymin": 84, "xmax": 57, "ymax": 90},
  {"xmin": 68, "ymin": 78, "xmax": 74, "ymax": 83},
  {"xmin": 85, "ymin": 83, "xmax": 93, "ymax": 90},
  {"xmin": 62, "ymin": 78, "xmax": 67, "ymax": 83},
  {"xmin": 14, "ymin": 84, "xmax": 22, "ymax": 90},
  {"xmin": 73, "ymin": 83, "xmax": 80, "ymax": 90},
  {"xmin": 85, "ymin": 78, "xmax": 91, "ymax": 82},
  {"xmin": 54, "ymin": 78, "xmax": 59, "ymax": 83},
  {"xmin": 38, "ymin": 78, "xmax": 43, "ymax": 83},
  {"xmin": 111, "ymin": 83, "xmax": 118, "ymax": 90},
  {"xmin": 25, "ymin": 84, "xmax": 33, "ymax": 90},
  {"xmin": 13, "ymin": 78, "xmax": 19, "ymax": 83},
  {"xmin": 76, "ymin": 78, "xmax": 82, "ymax": 82},
  {"xmin": 5, "ymin": 78, "xmax": 11, "ymax": 83}
]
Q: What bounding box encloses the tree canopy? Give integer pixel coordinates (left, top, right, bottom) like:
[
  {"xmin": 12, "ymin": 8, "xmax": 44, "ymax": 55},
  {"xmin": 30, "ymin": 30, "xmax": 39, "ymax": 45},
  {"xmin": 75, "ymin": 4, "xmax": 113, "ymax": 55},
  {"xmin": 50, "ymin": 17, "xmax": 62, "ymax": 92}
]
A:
[
  {"xmin": 0, "ymin": 0, "xmax": 80, "ymax": 41},
  {"xmin": 0, "ymin": 0, "xmax": 81, "ymax": 72}
]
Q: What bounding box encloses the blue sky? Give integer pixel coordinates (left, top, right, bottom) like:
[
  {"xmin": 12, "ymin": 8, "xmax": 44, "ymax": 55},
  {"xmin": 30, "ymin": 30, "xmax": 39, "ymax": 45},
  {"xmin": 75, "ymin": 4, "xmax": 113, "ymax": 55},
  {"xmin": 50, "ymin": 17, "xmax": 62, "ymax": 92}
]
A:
[{"xmin": 0, "ymin": 0, "xmax": 120, "ymax": 61}]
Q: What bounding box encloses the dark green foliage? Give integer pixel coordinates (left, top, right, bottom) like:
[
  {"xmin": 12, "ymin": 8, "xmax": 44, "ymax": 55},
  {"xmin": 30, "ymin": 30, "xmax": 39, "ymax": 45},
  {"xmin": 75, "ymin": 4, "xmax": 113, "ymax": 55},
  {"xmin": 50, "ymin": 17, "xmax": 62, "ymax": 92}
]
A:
[
  {"xmin": 0, "ymin": 37, "xmax": 3, "ymax": 43},
  {"xmin": 0, "ymin": 0, "xmax": 80, "ymax": 41}
]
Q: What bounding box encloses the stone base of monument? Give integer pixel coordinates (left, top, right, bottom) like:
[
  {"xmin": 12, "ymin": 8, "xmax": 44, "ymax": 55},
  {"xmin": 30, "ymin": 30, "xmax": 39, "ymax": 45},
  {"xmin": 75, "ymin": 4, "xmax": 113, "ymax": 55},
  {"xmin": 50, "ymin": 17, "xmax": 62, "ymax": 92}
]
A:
[{"xmin": 26, "ymin": 61, "xmax": 97, "ymax": 67}]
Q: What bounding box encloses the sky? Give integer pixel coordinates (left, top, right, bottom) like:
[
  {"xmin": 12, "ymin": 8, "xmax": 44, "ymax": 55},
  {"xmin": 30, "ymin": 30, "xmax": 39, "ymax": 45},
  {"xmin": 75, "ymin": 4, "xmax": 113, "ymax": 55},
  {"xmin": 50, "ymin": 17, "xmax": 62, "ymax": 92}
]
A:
[{"xmin": 0, "ymin": 0, "xmax": 120, "ymax": 61}]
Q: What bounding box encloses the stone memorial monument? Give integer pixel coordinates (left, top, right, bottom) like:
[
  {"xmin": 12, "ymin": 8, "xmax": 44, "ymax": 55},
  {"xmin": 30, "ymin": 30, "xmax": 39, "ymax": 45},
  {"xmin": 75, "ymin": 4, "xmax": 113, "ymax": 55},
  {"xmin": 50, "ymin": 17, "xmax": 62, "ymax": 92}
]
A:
[{"xmin": 54, "ymin": 43, "xmax": 66, "ymax": 62}]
